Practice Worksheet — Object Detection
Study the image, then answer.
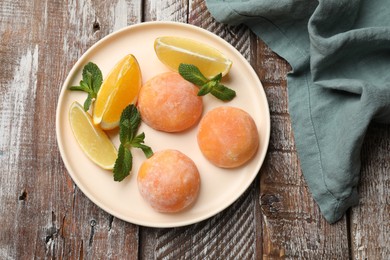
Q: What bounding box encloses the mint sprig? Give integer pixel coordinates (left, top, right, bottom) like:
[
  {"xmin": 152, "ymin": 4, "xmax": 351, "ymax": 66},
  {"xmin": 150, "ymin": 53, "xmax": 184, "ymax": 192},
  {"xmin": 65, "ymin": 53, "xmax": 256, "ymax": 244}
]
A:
[
  {"xmin": 178, "ymin": 63, "xmax": 236, "ymax": 101},
  {"xmin": 113, "ymin": 104, "xmax": 153, "ymax": 182},
  {"xmin": 69, "ymin": 62, "xmax": 103, "ymax": 111}
]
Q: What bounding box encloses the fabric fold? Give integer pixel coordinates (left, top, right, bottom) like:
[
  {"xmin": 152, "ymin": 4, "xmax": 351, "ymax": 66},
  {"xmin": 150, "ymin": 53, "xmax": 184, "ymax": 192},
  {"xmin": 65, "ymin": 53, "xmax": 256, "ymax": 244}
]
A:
[{"xmin": 206, "ymin": 0, "xmax": 390, "ymax": 223}]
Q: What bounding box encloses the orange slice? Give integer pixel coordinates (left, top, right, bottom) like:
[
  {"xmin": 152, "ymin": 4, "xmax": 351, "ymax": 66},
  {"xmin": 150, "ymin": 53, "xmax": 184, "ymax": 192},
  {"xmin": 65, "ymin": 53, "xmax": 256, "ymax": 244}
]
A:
[
  {"xmin": 154, "ymin": 36, "xmax": 232, "ymax": 79},
  {"xmin": 69, "ymin": 101, "xmax": 117, "ymax": 170},
  {"xmin": 93, "ymin": 54, "xmax": 142, "ymax": 130}
]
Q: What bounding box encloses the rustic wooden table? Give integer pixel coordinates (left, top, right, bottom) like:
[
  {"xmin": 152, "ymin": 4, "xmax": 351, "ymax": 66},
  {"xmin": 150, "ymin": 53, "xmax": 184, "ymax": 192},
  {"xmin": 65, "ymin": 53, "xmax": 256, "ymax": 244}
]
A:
[{"xmin": 1, "ymin": 0, "xmax": 390, "ymax": 259}]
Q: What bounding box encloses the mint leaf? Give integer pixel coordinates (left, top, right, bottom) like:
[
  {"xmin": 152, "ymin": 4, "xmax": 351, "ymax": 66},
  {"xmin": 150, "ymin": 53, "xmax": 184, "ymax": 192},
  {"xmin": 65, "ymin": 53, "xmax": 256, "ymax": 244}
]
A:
[
  {"xmin": 69, "ymin": 85, "xmax": 88, "ymax": 92},
  {"xmin": 131, "ymin": 133, "xmax": 153, "ymax": 158},
  {"xmin": 131, "ymin": 132, "xmax": 145, "ymax": 144},
  {"xmin": 69, "ymin": 62, "xmax": 103, "ymax": 111},
  {"xmin": 178, "ymin": 64, "xmax": 208, "ymax": 86},
  {"xmin": 82, "ymin": 69, "xmax": 92, "ymax": 89},
  {"xmin": 211, "ymin": 84, "xmax": 236, "ymax": 101},
  {"xmin": 113, "ymin": 145, "xmax": 133, "ymax": 182},
  {"xmin": 178, "ymin": 63, "xmax": 236, "ymax": 101},
  {"xmin": 210, "ymin": 73, "xmax": 222, "ymax": 83},
  {"xmin": 197, "ymin": 81, "xmax": 216, "ymax": 96},
  {"xmin": 119, "ymin": 105, "xmax": 141, "ymax": 144},
  {"xmin": 83, "ymin": 62, "xmax": 103, "ymax": 94},
  {"xmin": 135, "ymin": 144, "xmax": 154, "ymax": 159},
  {"xmin": 113, "ymin": 104, "xmax": 153, "ymax": 182},
  {"xmin": 84, "ymin": 95, "xmax": 92, "ymax": 111}
]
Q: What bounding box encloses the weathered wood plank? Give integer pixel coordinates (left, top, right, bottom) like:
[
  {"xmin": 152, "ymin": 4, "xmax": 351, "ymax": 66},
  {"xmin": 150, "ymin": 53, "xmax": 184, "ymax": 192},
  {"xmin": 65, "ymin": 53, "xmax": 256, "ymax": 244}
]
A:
[
  {"xmin": 140, "ymin": 0, "xmax": 191, "ymax": 259},
  {"xmin": 0, "ymin": 0, "xmax": 141, "ymax": 259},
  {"xmin": 50, "ymin": 0, "xmax": 142, "ymax": 258},
  {"xmin": 253, "ymin": 38, "xmax": 351, "ymax": 258},
  {"xmin": 351, "ymin": 123, "xmax": 390, "ymax": 259},
  {"xmin": 140, "ymin": 185, "xmax": 260, "ymax": 259},
  {"xmin": 189, "ymin": 1, "xmax": 263, "ymax": 258},
  {"xmin": 1, "ymin": 1, "xmax": 45, "ymax": 258},
  {"xmin": 2, "ymin": 0, "xmax": 390, "ymax": 259},
  {"xmin": 144, "ymin": 0, "xmax": 188, "ymax": 22},
  {"xmin": 139, "ymin": 0, "xmax": 262, "ymax": 259}
]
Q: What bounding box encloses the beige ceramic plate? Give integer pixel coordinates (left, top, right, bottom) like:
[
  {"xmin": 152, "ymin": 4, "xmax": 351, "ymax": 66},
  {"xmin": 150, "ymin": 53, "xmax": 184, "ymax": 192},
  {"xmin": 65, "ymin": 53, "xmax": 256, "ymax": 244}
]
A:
[{"xmin": 56, "ymin": 21, "xmax": 270, "ymax": 228}]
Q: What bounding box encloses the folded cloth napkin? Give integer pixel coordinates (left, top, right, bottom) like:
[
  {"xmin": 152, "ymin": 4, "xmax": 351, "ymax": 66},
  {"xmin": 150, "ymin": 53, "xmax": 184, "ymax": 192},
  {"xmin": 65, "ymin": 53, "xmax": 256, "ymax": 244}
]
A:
[{"xmin": 206, "ymin": 0, "xmax": 390, "ymax": 223}]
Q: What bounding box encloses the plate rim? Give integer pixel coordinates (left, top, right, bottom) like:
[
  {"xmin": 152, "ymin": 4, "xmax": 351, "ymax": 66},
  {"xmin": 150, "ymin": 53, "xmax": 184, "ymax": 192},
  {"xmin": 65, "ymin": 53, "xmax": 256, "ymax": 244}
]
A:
[{"xmin": 55, "ymin": 21, "xmax": 271, "ymax": 228}]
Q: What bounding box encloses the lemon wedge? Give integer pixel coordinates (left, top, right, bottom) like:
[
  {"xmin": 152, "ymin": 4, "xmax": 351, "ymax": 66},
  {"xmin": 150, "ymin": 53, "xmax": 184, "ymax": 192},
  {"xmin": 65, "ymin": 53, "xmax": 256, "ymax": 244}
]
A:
[
  {"xmin": 93, "ymin": 54, "xmax": 142, "ymax": 130},
  {"xmin": 154, "ymin": 36, "xmax": 232, "ymax": 79},
  {"xmin": 69, "ymin": 101, "xmax": 117, "ymax": 170}
]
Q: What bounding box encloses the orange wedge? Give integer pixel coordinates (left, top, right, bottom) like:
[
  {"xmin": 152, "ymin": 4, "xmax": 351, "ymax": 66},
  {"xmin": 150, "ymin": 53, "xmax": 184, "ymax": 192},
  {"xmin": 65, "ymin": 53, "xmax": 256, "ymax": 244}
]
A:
[
  {"xmin": 93, "ymin": 54, "xmax": 142, "ymax": 130},
  {"xmin": 154, "ymin": 36, "xmax": 232, "ymax": 79},
  {"xmin": 69, "ymin": 101, "xmax": 117, "ymax": 170}
]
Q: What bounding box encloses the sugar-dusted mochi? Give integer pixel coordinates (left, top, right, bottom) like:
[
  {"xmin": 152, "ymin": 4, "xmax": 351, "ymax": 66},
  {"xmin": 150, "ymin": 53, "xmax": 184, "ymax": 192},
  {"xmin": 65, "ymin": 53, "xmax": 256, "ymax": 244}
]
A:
[
  {"xmin": 197, "ymin": 106, "xmax": 259, "ymax": 168},
  {"xmin": 137, "ymin": 149, "xmax": 201, "ymax": 213},
  {"xmin": 137, "ymin": 72, "xmax": 203, "ymax": 132}
]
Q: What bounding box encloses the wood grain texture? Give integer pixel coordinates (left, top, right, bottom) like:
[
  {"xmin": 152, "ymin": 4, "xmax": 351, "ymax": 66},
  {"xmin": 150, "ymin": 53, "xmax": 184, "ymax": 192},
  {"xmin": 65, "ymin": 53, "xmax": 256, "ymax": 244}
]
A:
[
  {"xmin": 351, "ymin": 123, "xmax": 390, "ymax": 259},
  {"xmin": 140, "ymin": 1, "xmax": 261, "ymax": 259},
  {"xmin": 144, "ymin": 0, "xmax": 188, "ymax": 22},
  {"xmin": 0, "ymin": 0, "xmax": 140, "ymax": 259},
  {"xmin": 253, "ymin": 32, "xmax": 350, "ymax": 259},
  {"xmin": 1, "ymin": 0, "xmax": 390, "ymax": 259},
  {"xmin": 52, "ymin": 0, "xmax": 141, "ymax": 258}
]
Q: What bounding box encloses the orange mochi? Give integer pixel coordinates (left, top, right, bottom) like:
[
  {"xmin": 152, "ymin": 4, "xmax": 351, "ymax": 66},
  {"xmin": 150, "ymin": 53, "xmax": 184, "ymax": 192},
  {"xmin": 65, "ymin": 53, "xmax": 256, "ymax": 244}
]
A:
[
  {"xmin": 197, "ymin": 106, "xmax": 259, "ymax": 168},
  {"xmin": 137, "ymin": 149, "xmax": 201, "ymax": 213},
  {"xmin": 137, "ymin": 72, "xmax": 203, "ymax": 132}
]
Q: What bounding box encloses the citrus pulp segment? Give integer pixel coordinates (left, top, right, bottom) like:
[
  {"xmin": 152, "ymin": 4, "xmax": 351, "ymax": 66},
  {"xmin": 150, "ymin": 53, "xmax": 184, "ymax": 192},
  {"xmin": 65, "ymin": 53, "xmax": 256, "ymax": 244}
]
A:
[
  {"xmin": 69, "ymin": 101, "xmax": 117, "ymax": 170},
  {"xmin": 154, "ymin": 36, "xmax": 232, "ymax": 79},
  {"xmin": 93, "ymin": 54, "xmax": 142, "ymax": 130}
]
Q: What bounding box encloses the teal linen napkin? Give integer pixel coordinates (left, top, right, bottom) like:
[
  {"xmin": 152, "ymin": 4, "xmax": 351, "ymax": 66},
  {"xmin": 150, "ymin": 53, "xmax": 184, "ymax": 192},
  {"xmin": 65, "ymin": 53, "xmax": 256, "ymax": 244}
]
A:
[{"xmin": 206, "ymin": 0, "xmax": 390, "ymax": 223}]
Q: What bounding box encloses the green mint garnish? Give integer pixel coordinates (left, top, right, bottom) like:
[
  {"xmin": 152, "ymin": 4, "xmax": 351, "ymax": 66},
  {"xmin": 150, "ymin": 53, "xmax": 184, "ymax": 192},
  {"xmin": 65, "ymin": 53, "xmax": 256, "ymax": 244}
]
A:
[
  {"xmin": 69, "ymin": 62, "xmax": 103, "ymax": 111},
  {"xmin": 113, "ymin": 104, "xmax": 153, "ymax": 182},
  {"xmin": 178, "ymin": 63, "xmax": 236, "ymax": 101}
]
